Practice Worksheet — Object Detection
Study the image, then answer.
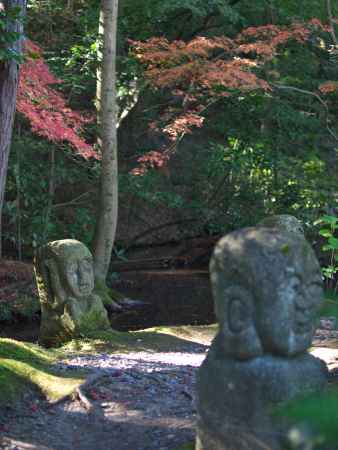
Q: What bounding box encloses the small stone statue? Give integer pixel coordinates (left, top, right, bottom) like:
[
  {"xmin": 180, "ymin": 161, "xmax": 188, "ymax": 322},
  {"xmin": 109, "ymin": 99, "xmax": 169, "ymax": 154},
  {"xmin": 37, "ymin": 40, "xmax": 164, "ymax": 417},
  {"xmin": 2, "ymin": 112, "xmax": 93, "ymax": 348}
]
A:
[
  {"xmin": 196, "ymin": 227, "xmax": 328, "ymax": 450},
  {"xmin": 35, "ymin": 239, "xmax": 110, "ymax": 347}
]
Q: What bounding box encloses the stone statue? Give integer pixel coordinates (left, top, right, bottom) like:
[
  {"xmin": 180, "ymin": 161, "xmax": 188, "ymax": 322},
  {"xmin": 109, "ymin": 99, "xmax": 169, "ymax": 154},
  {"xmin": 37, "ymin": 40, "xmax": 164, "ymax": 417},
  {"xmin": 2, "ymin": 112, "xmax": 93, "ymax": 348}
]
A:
[
  {"xmin": 258, "ymin": 214, "xmax": 304, "ymax": 236},
  {"xmin": 35, "ymin": 239, "xmax": 111, "ymax": 347},
  {"xmin": 196, "ymin": 227, "xmax": 328, "ymax": 450}
]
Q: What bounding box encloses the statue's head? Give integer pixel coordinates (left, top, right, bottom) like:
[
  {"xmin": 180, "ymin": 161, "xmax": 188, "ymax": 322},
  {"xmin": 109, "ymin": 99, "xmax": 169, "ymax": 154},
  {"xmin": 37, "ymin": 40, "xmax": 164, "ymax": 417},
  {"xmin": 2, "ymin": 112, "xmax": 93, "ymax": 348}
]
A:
[
  {"xmin": 35, "ymin": 239, "xmax": 95, "ymax": 303},
  {"xmin": 258, "ymin": 214, "xmax": 304, "ymax": 237},
  {"xmin": 210, "ymin": 227, "xmax": 323, "ymax": 360}
]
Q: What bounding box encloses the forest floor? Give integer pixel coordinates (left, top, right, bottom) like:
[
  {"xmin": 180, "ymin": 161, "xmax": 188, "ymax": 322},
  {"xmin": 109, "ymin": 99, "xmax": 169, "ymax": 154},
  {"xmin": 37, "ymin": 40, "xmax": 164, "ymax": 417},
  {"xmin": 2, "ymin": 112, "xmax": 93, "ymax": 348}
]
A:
[
  {"xmin": 0, "ymin": 325, "xmax": 218, "ymax": 450},
  {"xmin": 0, "ymin": 323, "xmax": 338, "ymax": 450}
]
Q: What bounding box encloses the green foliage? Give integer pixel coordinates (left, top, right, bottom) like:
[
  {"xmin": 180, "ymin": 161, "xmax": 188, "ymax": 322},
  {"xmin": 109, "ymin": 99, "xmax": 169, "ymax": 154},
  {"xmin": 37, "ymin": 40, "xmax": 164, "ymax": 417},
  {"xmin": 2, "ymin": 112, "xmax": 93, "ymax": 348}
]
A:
[
  {"xmin": 315, "ymin": 213, "xmax": 338, "ymax": 292},
  {"xmin": 120, "ymin": 170, "xmax": 185, "ymax": 210},
  {"xmin": 3, "ymin": 0, "xmax": 336, "ymax": 260},
  {"xmin": 120, "ymin": 0, "xmax": 241, "ymax": 40},
  {"xmin": 318, "ymin": 291, "xmax": 338, "ymax": 320},
  {"xmin": 0, "ymin": 6, "xmax": 23, "ymax": 62},
  {"xmin": 5, "ymin": 127, "xmax": 98, "ymax": 253},
  {"xmin": 275, "ymin": 386, "xmax": 338, "ymax": 448}
]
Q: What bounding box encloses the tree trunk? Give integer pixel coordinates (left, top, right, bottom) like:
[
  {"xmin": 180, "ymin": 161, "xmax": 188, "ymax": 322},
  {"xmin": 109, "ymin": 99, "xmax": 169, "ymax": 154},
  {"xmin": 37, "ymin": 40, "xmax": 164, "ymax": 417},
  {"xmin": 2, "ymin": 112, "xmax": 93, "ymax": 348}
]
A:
[
  {"xmin": 0, "ymin": 0, "xmax": 26, "ymax": 257},
  {"xmin": 92, "ymin": 0, "xmax": 119, "ymax": 283}
]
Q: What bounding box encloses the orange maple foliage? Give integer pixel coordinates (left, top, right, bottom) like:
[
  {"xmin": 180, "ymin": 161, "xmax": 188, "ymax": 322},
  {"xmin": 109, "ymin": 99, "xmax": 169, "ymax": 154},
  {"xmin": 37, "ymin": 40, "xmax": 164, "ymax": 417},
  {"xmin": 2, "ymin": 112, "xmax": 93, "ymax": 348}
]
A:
[
  {"xmin": 318, "ymin": 81, "xmax": 338, "ymax": 94},
  {"xmin": 130, "ymin": 20, "xmax": 330, "ymax": 174}
]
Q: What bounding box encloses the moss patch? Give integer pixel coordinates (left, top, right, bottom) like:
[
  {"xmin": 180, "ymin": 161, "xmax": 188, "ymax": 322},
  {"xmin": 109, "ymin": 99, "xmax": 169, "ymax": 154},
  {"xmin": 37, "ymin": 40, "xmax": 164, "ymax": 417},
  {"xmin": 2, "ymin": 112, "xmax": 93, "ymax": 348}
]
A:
[
  {"xmin": 59, "ymin": 325, "xmax": 216, "ymax": 356},
  {"xmin": 174, "ymin": 442, "xmax": 194, "ymax": 450},
  {"xmin": 146, "ymin": 325, "xmax": 217, "ymax": 345},
  {"xmin": 0, "ymin": 338, "xmax": 84, "ymax": 404},
  {"xmin": 94, "ymin": 279, "xmax": 124, "ymax": 306}
]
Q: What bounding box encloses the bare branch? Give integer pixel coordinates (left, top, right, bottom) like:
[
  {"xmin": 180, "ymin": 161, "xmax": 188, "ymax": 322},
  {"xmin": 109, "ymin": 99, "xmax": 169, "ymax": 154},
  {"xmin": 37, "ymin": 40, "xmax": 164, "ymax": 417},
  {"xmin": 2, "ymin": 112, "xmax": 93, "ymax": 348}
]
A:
[
  {"xmin": 271, "ymin": 83, "xmax": 338, "ymax": 142},
  {"xmin": 51, "ymin": 191, "xmax": 93, "ymax": 210}
]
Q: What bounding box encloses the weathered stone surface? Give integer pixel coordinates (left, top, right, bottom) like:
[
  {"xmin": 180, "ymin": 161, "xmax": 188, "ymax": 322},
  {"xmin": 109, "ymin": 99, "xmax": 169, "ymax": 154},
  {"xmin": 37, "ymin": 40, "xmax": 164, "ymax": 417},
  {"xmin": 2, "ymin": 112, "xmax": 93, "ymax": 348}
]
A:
[
  {"xmin": 35, "ymin": 239, "xmax": 110, "ymax": 347},
  {"xmin": 196, "ymin": 227, "xmax": 328, "ymax": 450},
  {"xmin": 258, "ymin": 214, "xmax": 304, "ymax": 236}
]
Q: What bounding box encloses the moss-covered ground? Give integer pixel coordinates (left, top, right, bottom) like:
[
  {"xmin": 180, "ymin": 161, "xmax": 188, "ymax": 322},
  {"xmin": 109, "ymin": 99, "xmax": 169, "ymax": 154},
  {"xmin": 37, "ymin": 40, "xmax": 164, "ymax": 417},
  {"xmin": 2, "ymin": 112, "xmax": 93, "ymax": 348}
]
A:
[
  {"xmin": 0, "ymin": 338, "xmax": 84, "ymax": 403},
  {"xmin": 0, "ymin": 325, "xmax": 216, "ymax": 406},
  {"xmin": 174, "ymin": 442, "xmax": 194, "ymax": 450}
]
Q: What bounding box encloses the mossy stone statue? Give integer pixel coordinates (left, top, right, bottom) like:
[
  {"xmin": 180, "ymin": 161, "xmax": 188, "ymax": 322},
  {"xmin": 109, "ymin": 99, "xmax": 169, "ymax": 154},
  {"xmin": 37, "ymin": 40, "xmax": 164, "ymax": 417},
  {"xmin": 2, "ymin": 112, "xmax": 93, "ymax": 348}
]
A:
[
  {"xmin": 196, "ymin": 227, "xmax": 328, "ymax": 450},
  {"xmin": 35, "ymin": 239, "xmax": 110, "ymax": 347}
]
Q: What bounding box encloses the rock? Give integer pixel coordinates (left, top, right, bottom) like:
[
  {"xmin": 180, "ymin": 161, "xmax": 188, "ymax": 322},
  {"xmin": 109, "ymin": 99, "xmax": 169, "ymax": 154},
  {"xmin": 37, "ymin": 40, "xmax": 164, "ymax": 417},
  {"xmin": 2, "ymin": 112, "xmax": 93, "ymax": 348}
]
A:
[
  {"xmin": 196, "ymin": 227, "xmax": 328, "ymax": 450},
  {"xmin": 35, "ymin": 239, "xmax": 110, "ymax": 347}
]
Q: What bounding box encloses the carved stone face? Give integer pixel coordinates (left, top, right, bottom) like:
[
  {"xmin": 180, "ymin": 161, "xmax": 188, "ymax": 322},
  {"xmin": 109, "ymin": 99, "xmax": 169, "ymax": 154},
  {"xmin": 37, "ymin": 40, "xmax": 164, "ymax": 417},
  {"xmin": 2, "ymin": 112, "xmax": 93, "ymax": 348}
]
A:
[
  {"xmin": 210, "ymin": 228, "xmax": 323, "ymax": 359},
  {"xmin": 64, "ymin": 254, "xmax": 94, "ymax": 298},
  {"xmin": 255, "ymin": 251, "xmax": 323, "ymax": 356},
  {"xmin": 46, "ymin": 239, "xmax": 95, "ymax": 299}
]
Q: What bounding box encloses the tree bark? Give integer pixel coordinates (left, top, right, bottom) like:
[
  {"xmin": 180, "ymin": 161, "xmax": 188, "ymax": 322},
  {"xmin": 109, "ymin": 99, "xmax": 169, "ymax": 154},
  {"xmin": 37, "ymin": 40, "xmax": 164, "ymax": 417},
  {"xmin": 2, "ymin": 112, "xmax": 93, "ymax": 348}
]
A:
[
  {"xmin": 0, "ymin": 0, "xmax": 26, "ymax": 257},
  {"xmin": 92, "ymin": 0, "xmax": 119, "ymax": 283},
  {"xmin": 326, "ymin": 0, "xmax": 337, "ymax": 45}
]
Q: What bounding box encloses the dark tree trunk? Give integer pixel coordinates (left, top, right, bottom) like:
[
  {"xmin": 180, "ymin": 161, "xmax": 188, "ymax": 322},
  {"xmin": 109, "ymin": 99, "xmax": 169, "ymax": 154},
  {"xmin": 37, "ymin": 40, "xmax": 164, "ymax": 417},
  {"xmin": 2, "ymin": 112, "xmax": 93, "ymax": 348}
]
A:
[{"xmin": 0, "ymin": 0, "xmax": 26, "ymax": 257}]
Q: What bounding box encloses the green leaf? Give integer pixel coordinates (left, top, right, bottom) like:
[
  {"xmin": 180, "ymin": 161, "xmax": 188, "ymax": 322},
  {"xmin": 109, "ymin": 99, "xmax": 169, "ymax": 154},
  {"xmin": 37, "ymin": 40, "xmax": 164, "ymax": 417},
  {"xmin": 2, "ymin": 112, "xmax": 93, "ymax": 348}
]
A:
[
  {"xmin": 328, "ymin": 237, "xmax": 338, "ymax": 249},
  {"xmin": 319, "ymin": 229, "xmax": 332, "ymax": 238},
  {"xmin": 320, "ymin": 215, "xmax": 338, "ymax": 226}
]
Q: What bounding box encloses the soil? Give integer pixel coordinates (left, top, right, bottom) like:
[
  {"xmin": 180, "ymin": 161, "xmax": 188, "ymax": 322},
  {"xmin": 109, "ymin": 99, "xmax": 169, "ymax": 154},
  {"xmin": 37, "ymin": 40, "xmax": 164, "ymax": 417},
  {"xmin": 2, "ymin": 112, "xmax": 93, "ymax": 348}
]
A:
[
  {"xmin": 0, "ymin": 323, "xmax": 338, "ymax": 450},
  {"xmin": 0, "ymin": 338, "xmax": 208, "ymax": 450}
]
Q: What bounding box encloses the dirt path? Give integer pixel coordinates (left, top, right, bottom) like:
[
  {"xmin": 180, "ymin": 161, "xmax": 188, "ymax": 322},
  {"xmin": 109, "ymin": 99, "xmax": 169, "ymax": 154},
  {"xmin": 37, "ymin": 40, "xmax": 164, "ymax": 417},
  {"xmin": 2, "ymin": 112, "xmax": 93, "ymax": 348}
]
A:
[
  {"xmin": 0, "ymin": 340, "xmax": 207, "ymax": 450},
  {"xmin": 1, "ymin": 322, "xmax": 338, "ymax": 450}
]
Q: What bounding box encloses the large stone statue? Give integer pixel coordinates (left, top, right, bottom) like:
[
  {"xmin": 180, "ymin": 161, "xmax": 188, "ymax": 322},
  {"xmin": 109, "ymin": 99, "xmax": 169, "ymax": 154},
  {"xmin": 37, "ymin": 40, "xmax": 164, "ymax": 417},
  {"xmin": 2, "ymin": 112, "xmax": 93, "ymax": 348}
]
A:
[
  {"xmin": 35, "ymin": 239, "xmax": 111, "ymax": 347},
  {"xmin": 196, "ymin": 227, "xmax": 328, "ymax": 450}
]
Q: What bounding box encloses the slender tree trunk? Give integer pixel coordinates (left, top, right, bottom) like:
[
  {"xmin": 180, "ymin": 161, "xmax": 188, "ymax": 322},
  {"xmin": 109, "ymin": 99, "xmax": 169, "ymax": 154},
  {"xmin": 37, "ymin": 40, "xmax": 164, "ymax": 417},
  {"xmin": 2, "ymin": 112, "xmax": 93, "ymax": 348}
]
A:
[
  {"xmin": 326, "ymin": 0, "xmax": 337, "ymax": 45},
  {"xmin": 92, "ymin": 0, "xmax": 119, "ymax": 283},
  {"xmin": 0, "ymin": 0, "xmax": 26, "ymax": 257}
]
